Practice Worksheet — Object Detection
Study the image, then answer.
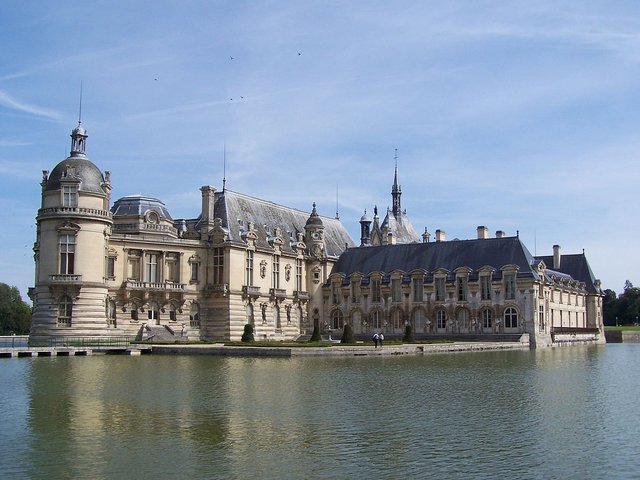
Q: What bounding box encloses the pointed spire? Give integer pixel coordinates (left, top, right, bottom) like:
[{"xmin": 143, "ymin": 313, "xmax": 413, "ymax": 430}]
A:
[
  {"xmin": 70, "ymin": 82, "xmax": 87, "ymax": 157},
  {"xmin": 391, "ymin": 148, "xmax": 401, "ymax": 218},
  {"xmin": 222, "ymin": 143, "xmax": 226, "ymax": 191},
  {"xmin": 335, "ymin": 184, "xmax": 340, "ymax": 220}
]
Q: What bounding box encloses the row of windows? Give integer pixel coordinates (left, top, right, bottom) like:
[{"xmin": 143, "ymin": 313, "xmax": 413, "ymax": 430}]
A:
[
  {"xmin": 334, "ymin": 274, "xmax": 518, "ymax": 305},
  {"xmin": 245, "ymin": 252, "xmax": 303, "ymax": 291},
  {"xmin": 329, "ymin": 307, "xmax": 520, "ymax": 331}
]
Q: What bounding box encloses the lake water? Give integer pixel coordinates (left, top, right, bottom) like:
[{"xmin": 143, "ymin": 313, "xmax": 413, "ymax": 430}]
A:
[{"xmin": 1, "ymin": 344, "xmax": 639, "ymax": 479}]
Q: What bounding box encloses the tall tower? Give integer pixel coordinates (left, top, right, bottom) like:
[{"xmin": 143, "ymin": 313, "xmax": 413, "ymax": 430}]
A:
[
  {"xmin": 30, "ymin": 123, "xmax": 113, "ymax": 341},
  {"xmin": 304, "ymin": 203, "xmax": 325, "ymax": 258},
  {"xmin": 359, "ymin": 209, "xmax": 371, "ymax": 246},
  {"xmin": 391, "ymin": 149, "xmax": 401, "ymax": 218}
]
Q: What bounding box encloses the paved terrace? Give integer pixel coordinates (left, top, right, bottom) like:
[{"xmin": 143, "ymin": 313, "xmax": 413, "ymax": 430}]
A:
[{"xmin": 151, "ymin": 339, "xmax": 530, "ymax": 357}]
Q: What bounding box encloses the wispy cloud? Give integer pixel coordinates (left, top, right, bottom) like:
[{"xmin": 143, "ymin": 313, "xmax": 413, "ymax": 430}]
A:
[{"xmin": 0, "ymin": 90, "xmax": 63, "ymax": 120}]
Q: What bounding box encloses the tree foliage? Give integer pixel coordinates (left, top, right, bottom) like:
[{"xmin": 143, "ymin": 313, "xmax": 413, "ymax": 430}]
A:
[
  {"xmin": 340, "ymin": 323, "xmax": 354, "ymax": 344},
  {"xmin": 241, "ymin": 324, "xmax": 255, "ymax": 342},
  {"xmin": 403, "ymin": 324, "xmax": 415, "ymax": 343},
  {"xmin": 309, "ymin": 325, "xmax": 321, "ymax": 342},
  {"xmin": 603, "ymin": 281, "xmax": 640, "ymax": 326},
  {"xmin": 0, "ymin": 283, "xmax": 31, "ymax": 335}
]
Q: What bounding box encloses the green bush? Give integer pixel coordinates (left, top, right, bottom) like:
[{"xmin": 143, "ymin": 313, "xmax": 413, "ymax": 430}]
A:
[
  {"xmin": 241, "ymin": 324, "xmax": 255, "ymax": 342},
  {"xmin": 309, "ymin": 325, "xmax": 321, "ymax": 342},
  {"xmin": 341, "ymin": 323, "xmax": 355, "ymax": 344},
  {"xmin": 403, "ymin": 324, "xmax": 415, "ymax": 343}
]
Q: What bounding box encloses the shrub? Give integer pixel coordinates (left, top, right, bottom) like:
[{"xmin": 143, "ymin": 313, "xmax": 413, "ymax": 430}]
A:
[
  {"xmin": 241, "ymin": 324, "xmax": 255, "ymax": 343},
  {"xmin": 341, "ymin": 323, "xmax": 355, "ymax": 344},
  {"xmin": 403, "ymin": 324, "xmax": 415, "ymax": 343},
  {"xmin": 309, "ymin": 325, "xmax": 321, "ymax": 342}
]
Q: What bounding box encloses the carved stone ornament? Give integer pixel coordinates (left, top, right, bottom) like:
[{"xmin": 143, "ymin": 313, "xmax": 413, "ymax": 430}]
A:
[{"xmin": 260, "ymin": 260, "xmax": 267, "ymax": 278}]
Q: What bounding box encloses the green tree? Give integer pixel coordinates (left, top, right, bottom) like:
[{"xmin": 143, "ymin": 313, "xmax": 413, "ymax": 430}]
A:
[
  {"xmin": 241, "ymin": 324, "xmax": 255, "ymax": 342},
  {"xmin": 403, "ymin": 324, "xmax": 415, "ymax": 343},
  {"xmin": 340, "ymin": 323, "xmax": 354, "ymax": 344},
  {"xmin": 602, "ymin": 289, "xmax": 618, "ymax": 326},
  {"xmin": 0, "ymin": 283, "xmax": 32, "ymax": 335},
  {"xmin": 309, "ymin": 325, "xmax": 321, "ymax": 342}
]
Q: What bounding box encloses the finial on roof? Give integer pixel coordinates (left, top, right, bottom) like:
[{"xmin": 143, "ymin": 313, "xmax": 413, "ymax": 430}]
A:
[
  {"xmin": 78, "ymin": 80, "xmax": 83, "ymax": 126},
  {"xmin": 222, "ymin": 143, "xmax": 226, "ymax": 192}
]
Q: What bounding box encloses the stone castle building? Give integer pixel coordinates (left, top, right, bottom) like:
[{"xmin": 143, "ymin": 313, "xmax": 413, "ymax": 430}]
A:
[{"xmin": 29, "ymin": 123, "xmax": 605, "ymax": 347}]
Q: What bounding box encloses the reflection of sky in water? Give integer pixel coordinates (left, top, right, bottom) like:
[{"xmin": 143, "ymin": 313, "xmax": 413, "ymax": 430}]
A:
[{"xmin": 0, "ymin": 346, "xmax": 638, "ymax": 479}]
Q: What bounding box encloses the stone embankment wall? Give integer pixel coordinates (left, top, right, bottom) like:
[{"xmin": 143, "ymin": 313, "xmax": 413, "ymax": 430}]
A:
[{"xmin": 605, "ymin": 331, "xmax": 640, "ymax": 343}]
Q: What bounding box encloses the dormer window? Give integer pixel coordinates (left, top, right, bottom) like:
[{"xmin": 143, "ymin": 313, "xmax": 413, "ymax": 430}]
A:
[{"xmin": 62, "ymin": 186, "xmax": 78, "ymax": 207}]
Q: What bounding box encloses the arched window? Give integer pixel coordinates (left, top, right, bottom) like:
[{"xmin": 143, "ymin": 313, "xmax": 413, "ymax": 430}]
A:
[
  {"xmin": 351, "ymin": 310, "xmax": 362, "ymax": 333},
  {"xmin": 130, "ymin": 302, "xmax": 139, "ymax": 321},
  {"xmin": 391, "ymin": 309, "xmax": 403, "ymax": 330},
  {"xmin": 370, "ymin": 310, "xmax": 382, "ymax": 330},
  {"xmin": 169, "ymin": 303, "xmax": 177, "ymax": 322},
  {"xmin": 482, "ymin": 309, "xmax": 492, "ymax": 330},
  {"xmin": 190, "ymin": 303, "xmax": 200, "ymax": 327},
  {"xmin": 148, "ymin": 301, "xmax": 160, "ymax": 324},
  {"xmin": 436, "ymin": 309, "xmax": 447, "ymax": 330},
  {"xmin": 331, "ymin": 309, "xmax": 344, "ymax": 330},
  {"xmin": 58, "ymin": 295, "xmax": 72, "ymax": 326},
  {"xmin": 412, "ymin": 309, "xmax": 424, "ymax": 331},
  {"xmin": 456, "ymin": 308, "xmax": 468, "ymax": 330},
  {"xmin": 107, "ymin": 299, "xmax": 117, "ymax": 326},
  {"xmin": 504, "ymin": 307, "xmax": 518, "ymax": 329}
]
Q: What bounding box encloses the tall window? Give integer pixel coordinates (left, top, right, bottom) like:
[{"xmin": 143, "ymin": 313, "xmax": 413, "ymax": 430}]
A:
[
  {"xmin": 272, "ymin": 255, "xmax": 280, "ymax": 289},
  {"xmin": 332, "ymin": 282, "xmax": 341, "ymax": 304},
  {"xmin": 351, "ymin": 281, "xmax": 361, "ymax": 303},
  {"xmin": 412, "ymin": 309, "xmax": 424, "ymax": 331},
  {"xmin": 58, "ymin": 295, "xmax": 72, "ymax": 326},
  {"xmin": 130, "ymin": 303, "xmax": 139, "ymax": 321},
  {"xmin": 190, "ymin": 303, "xmax": 200, "ymax": 327},
  {"xmin": 391, "ymin": 278, "xmax": 402, "ymax": 303},
  {"xmin": 482, "ymin": 309, "xmax": 492, "ymax": 329},
  {"xmin": 413, "ymin": 277, "xmax": 424, "ymax": 302},
  {"xmin": 435, "ymin": 277, "xmax": 445, "ymax": 302},
  {"xmin": 436, "ymin": 310, "xmax": 447, "ymax": 329},
  {"xmin": 481, "ymin": 275, "xmax": 491, "ymax": 301},
  {"xmin": 190, "ymin": 262, "xmax": 199, "ymax": 282},
  {"xmin": 504, "ymin": 273, "xmax": 516, "ymax": 300},
  {"xmin": 331, "ymin": 310, "xmax": 344, "ymax": 330},
  {"xmin": 371, "ymin": 278, "xmax": 381, "ymax": 303},
  {"xmin": 504, "ymin": 307, "xmax": 518, "ymax": 329},
  {"xmin": 538, "ymin": 305, "xmax": 545, "ymax": 332},
  {"xmin": 456, "ymin": 308, "xmax": 468, "ymax": 329},
  {"xmin": 391, "ymin": 309, "xmax": 402, "ymax": 329},
  {"xmin": 62, "ymin": 186, "xmax": 77, "ymax": 207},
  {"xmin": 245, "ymin": 250, "xmax": 254, "ymax": 286},
  {"xmin": 295, "ymin": 258, "xmax": 303, "ymax": 291},
  {"xmin": 148, "ymin": 301, "xmax": 160, "ymax": 324},
  {"xmin": 107, "ymin": 256, "xmax": 116, "ymax": 279},
  {"xmin": 169, "ymin": 303, "xmax": 177, "ymax": 322},
  {"xmin": 213, "ymin": 247, "xmax": 224, "ymax": 284},
  {"xmin": 370, "ymin": 310, "xmax": 381, "ymax": 329},
  {"xmin": 59, "ymin": 234, "xmax": 75, "ymax": 274},
  {"xmin": 146, "ymin": 253, "xmax": 159, "ymax": 283},
  {"xmin": 167, "ymin": 256, "xmax": 179, "ymax": 283},
  {"xmin": 457, "ymin": 277, "xmax": 468, "ymax": 301}
]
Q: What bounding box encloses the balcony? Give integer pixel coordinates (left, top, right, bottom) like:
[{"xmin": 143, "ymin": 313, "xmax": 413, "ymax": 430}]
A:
[
  {"xmin": 242, "ymin": 285, "xmax": 261, "ymax": 299},
  {"xmin": 49, "ymin": 274, "xmax": 83, "ymax": 284},
  {"xmin": 205, "ymin": 283, "xmax": 229, "ymax": 297},
  {"xmin": 270, "ymin": 288, "xmax": 287, "ymax": 300},
  {"xmin": 294, "ymin": 290, "xmax": 310, "ymax": 302},
  {"xmin": 38, "ymin": 206, "xmax": 112, "ymax": 221},
  {"xmin": 124, "ymin": 280, "xmax": 185, "ymax": 292}
]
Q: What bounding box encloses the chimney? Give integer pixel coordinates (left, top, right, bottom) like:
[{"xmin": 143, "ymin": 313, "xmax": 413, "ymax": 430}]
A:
[
  {"xmin": 200, "ymin": 185, "xmax": 216, "ymax": 239},
  {"xmin": 477, "ymin": 226, "xmax": 488, "ymax": 239},
  {"xmin": 435, "ymin": 229, "xmax": 446, "ymax": 242},
  {"xmin": 387, "ymin": 231, "xmax": 396, "ymax": 245},
  {"xmin": 422, "ymin": 227, "xmax": 431, "ymax": 243},
  {"xmin": 553, "ymin": 245, "xmax": 561, "ymax": 270},
  {"xmin": 495, "ymin": 230, "xmax": 505, "ymax": 238}
]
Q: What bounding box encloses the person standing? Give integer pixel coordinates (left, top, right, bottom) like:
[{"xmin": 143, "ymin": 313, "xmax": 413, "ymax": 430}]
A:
[
  {"xmin": 372, "ymin": 333, "xmax": 379, "ymax": 348},
  {"xmin": 378, "ymin": 332, "xmax": 384, "ymax": 347}
]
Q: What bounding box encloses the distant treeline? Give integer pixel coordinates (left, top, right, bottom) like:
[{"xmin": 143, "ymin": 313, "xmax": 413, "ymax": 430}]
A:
[
  {"xmin": 603, "ymin": 281, "xmax": 640, "ymax": 326},
  {"xmin": 0, "ymin": 283, "xmax": 31, "ymax": 335}
]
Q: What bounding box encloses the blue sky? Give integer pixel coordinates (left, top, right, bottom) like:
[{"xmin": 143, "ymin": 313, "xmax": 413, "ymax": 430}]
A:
[{"xmin": 1, "ymin": 1, "xmax": 639, "ymax": 301}]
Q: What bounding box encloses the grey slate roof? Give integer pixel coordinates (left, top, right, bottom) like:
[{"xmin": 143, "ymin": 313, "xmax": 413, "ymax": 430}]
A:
[
  {"xmin": 111, "ymin": 195, "xmax": 173, "ymax": 220},
  {"xmin": 212, "ymin": 189, "xmax": 355, "ymax": 257},
  {"xmin": 331, "ymin": 236, "xmax": 538, "ymax": 281},
  {"xmin": 535, "ymin": 254, "xmax": 600, "ymax": 293},
  {"xmin": 46, "ymin": 156, "xmax": 106, "ymax": 194},
  {"xmin": 381, "ymin": 210, "xmax": 420, "ymax": 243}
]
